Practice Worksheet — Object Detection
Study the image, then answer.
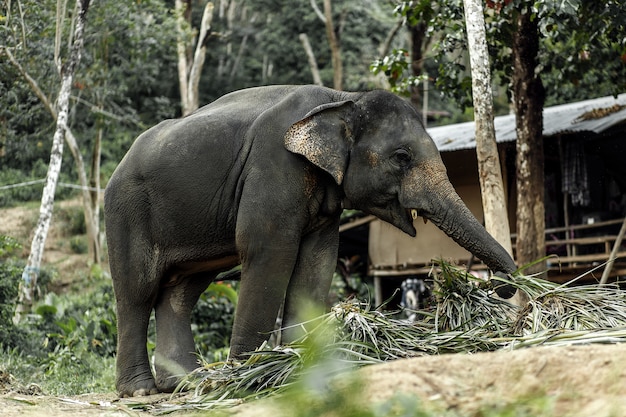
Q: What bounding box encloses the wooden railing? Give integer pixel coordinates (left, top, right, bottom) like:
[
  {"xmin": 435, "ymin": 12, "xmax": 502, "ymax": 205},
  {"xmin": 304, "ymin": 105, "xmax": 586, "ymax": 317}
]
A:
[{"xmin": 514, "ymin": 218, "xmax": 625, "ymax": 264}]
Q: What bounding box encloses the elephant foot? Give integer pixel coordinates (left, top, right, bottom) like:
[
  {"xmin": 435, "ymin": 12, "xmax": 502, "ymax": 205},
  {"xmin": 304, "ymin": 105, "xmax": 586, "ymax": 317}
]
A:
[
  {"xmin": 128, "ymin": 386, "xmax": 160, "ymax": 398},
  {"xmin": 154, "ymin": 357, "xmax": 193, "ymax": 394},
  {"xmin": 117, "ymin": 378, "xmax": 159, "ymax": 398},
  {"xmin": 155, "ymin": 374, "xmax": 183, "ymax": 394}
]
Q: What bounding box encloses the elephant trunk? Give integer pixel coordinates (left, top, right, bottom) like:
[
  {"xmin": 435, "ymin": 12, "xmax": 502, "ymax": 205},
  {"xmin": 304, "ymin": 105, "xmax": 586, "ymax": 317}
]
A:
[{"xmin": 421, "ymin": 180, "xmax": 517, "ymax": 296}]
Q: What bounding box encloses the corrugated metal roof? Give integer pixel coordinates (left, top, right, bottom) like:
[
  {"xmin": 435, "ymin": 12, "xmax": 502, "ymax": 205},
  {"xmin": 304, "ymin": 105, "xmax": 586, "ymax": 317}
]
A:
[{"xmin": 428, "ymin": 93, "xmax": 626, "ymax": 152}]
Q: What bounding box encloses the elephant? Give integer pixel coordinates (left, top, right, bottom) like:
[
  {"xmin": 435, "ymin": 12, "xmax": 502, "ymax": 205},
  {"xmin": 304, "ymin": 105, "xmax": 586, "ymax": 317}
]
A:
[{"xmin": 104, "ymin": 85, "xmax": 517, "ymax": 397}]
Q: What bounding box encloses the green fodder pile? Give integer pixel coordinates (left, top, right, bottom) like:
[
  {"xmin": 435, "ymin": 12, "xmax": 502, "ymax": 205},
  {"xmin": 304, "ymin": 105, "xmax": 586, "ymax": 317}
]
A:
[{"xmin": 172, "ymin": 261, "xmax": 626, "ymax": 411}]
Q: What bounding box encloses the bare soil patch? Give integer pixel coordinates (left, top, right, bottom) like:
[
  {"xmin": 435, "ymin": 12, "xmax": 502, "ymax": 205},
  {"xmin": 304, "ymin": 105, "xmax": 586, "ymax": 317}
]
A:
[{"xmin": 0, "ymin": 199, "xmax": 98, "ymax": 289}]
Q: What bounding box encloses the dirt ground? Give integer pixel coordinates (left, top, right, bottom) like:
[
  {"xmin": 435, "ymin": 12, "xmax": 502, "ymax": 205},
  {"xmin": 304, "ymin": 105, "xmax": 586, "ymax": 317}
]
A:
[
  {"xmin": 3, "ymin": 202, "xmax": 626, "ymax": 416},
  {"xmin": 0, "ymin": 200, "xmax": 94, "ymax": 288},
  {"xmin": 1, "ymin": 343, "xmax": 626, "ymax": 416}
]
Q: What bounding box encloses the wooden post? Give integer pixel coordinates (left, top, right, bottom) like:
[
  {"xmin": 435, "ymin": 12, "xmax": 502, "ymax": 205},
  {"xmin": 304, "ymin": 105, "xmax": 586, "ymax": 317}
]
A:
[{"xmin": 599, "ymin": 216, "xmax": 626, "ymax": 285}]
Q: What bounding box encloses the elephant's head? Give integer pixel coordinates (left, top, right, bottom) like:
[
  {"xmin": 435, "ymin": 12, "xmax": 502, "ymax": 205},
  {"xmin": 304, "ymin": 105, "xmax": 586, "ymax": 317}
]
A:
[{"xmin": 285, "ymin": 90, "xmax": 517, "ymax": 293}]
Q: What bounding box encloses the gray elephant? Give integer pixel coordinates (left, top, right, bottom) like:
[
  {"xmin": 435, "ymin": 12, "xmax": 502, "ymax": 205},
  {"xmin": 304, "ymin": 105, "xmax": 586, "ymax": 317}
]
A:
[{"xmin": 104, "ymin": 85, "xmax": 517, "ymax": 397}]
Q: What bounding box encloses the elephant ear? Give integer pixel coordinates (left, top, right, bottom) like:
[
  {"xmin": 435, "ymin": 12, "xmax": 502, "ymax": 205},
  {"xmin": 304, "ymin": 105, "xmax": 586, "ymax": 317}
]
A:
[{"xmin": 284, "ymin": 100, "xmax": 354, "ymax": 185}]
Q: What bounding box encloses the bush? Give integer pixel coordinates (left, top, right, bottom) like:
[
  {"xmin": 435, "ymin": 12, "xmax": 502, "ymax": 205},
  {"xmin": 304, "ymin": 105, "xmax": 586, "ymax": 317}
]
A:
[
  {"xmin": 0, "ymin": 169, "xmax": 44, "ymax": 207},
  {"xmin": 34, "ymin": 281, "xmax": 118, "ymax": 361},
  {"xmin": 192, "ymin": 281, "xmax": 238, "ymax": 355},
  {"xmin": 55, "ymin": 205, "xmax": 86, "ymax": 236},
  {"xmin": 69, "ymin": 235, "xmax": 88, "ymax": 254},
  {"xmin": 0, "ymin": 166, "xmax": 77, "ymax": 208},
  {"xmin": 0, "ymin": 237, "xmax": 25, "ymax": 348}
]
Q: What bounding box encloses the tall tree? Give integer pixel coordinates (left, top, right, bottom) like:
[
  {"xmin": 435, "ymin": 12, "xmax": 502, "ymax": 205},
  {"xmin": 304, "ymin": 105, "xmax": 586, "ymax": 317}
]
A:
[
  {"xmin": 14, "ymin": 0, "xmax": 91, "ymax": 322},
  {"xmin": 3, "ymin": 49, "xmax": 101, "ymax": 265},
  {"xmin": 462, "ymin": 0, "xmax": 512, "ymax": 256},
  {"xmin": 323, "ymin": 0, "xmax": 343, "ymax": 90},
  {"xmin": 176, "ymin": 0, "xmax": 214, "ymax": 116},
  {"xmin": 511, "ymin": 6, "xmax": 545, "ymax": 273},
  {"xmin": 309, "ymin": 0, "xmax": 344, "ymax": 90}
]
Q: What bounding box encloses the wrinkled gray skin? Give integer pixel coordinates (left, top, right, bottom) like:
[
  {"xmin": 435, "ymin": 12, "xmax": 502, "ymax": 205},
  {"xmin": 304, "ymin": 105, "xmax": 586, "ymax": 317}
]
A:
[{"xmin": 105, "ymin": 85, "xmax": 517, "ymax": 397}]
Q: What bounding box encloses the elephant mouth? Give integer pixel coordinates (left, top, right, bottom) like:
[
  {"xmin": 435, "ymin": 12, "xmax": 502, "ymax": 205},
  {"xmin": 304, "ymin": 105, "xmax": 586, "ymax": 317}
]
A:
[
  {"xmin": 407, "ymin": 208, "xmax": 428, "ymax": 225},
  {"xmin": 397, "ymin": 208, "xmax": 428, "ymax": 237}
]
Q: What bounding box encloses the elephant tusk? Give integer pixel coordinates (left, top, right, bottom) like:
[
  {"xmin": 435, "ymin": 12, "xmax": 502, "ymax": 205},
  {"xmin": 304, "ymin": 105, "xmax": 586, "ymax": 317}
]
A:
[
  {"xmin": 411, "ymin": 209, "xmax": 418, "ymax": 220},
  {"xmin": 423, "ymin": 217, "xmax": 428, "ymax": 225}
]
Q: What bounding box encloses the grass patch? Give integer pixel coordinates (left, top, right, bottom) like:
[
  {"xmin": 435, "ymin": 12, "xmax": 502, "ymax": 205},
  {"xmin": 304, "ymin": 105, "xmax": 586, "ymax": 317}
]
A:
[{"xmin": 0, "ymin": 351, "xmax": 116, "ymax": 395}]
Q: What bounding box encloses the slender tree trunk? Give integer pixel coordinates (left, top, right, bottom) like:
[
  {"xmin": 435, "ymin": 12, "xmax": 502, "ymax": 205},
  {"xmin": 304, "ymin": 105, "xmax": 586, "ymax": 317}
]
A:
[
  {"xmin": 513, "ymin": 10, "xmax": 546, "ymax": 274},
  {"xmin": 378, "ymin": 20, "xmax": 403, "ymax": 58},
  {"xmin": 463, "ymin": 0, "xmax": 513, "ymax": 257},
  {"xmin": 409, "ymin": 22, "xmax": 426, "ymax": 112},
  {"xmin": 5, "ymin": 45, "xmax": 100, "ymax": 263},
  {"xmin": 4, "ymin": 47, "xmax": 101, "ymax": 268},
  {"xmin": 15, "ymin": 0, "xmax": 91, "ymax": 323},
  {"xmin": 323, "ymin": 0, "xmax": 342, "ymax": 90},
  {"xmin": 89, "ymin": 122, "xmax": 102, "ymax": 263},
  {"xmin": 176, "ymin": 0, "xmax": 191, "ymax": 116},
  {"xmin": 229, "ymin": 10, "xmax": 257, "ymax": 84},
  {"xmin": 177, "ymin": 0, "xmax": 213, "ymax": 116},
  {"xmin": 188, "ymin": 2, "xmax": 214, "ymax": 112},
  {"xmin": 299, "ymin": 33, "xmax": 323, "ymax": 85},
  {"xmin": 64, "ymin": 128, "xmax": 99, "ymax": 264}
]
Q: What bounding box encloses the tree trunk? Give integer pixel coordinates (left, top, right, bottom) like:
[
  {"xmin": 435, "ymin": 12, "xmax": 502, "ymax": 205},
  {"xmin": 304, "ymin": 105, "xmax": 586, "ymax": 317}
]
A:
[
  {"xmin": 15, "ymin": 0, "xmax": 91, "ymax": 323},
  {"xmin": 89, "ymin": 122, "xmax": 102, "ymax": 264},
  {"xmin": 176, "ymin": 0, "xmax": 191, "ymax": 116},
  {"xmin": 4, "ymin": 48, "xmax": 101, "ymax": 268},
  {"xmin": 409, "ymin": 22, "xmax": 426, "ymax": 112},
  {"xmin": 188, "ymin": 2, "xmax": 214, "ymax": 112},
  {"xmin": 177, "ymin": 0, "xmax": 213, "ymax": 116},
  {"xmin": 462, "ymin": 0, "xmax": 513, "ymax": 257},
  {"xmin": 229, "ymin": 10, "xmax": 257, "ymax": 84},
  {"xmin": 323, "ymin": 0, "xmax": 342, "ymax": 90},
  {"xmin": 299, "ymin": 33, "xmax": 323, "ymax": 86},
  {"xmin": 513, "ymin": 10, "xmax": 546, "ymax": 274},
  {"xmin": 64, "ymin": 128, "xmax": 100, "ymax": 265}
]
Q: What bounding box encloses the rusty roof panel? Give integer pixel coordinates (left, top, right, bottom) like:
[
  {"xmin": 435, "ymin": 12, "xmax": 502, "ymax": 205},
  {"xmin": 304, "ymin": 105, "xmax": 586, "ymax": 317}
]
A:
[{"xmin": 428, "ymin": 94, "xmax": 626, "ymax": 152}]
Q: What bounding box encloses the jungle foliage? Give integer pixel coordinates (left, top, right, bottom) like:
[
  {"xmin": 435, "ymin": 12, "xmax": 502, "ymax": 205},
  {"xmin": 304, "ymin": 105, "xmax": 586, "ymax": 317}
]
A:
[
  {"xmin": 0, "ymin": 0, "xmax": 401, "ymax": 207},
  {"xmin": 3, "ymin": 0, "xmax": 623, "ymax": 208},
  {"xmin": 377, "ymin": 0, "xmax": 626, "ymax": 109}
]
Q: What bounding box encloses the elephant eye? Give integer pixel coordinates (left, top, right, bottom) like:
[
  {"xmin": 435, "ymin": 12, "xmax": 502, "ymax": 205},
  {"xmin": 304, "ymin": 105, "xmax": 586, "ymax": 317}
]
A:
[{"xmin": 393, "ymin": 149, "xmax": 412, "ymax": 167}]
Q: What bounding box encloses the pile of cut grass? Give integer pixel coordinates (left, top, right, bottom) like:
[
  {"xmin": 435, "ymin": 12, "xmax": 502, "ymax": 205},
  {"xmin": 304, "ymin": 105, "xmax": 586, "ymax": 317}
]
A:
[{"xmin": 173, "ymin": 261, "xmax": 626, "ymax": 411}]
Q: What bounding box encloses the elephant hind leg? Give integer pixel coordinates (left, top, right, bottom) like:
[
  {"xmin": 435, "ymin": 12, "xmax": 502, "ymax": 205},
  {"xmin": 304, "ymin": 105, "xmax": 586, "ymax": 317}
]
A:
[
  {"xmin": 154, "ymin": 273, "xmax": 214, "ymax": 393},
  {"xmin": 110, "ymin": 232, "xmax": 161, "ymax": 397},
  {"xmin": 115, "ymin": 298, "xmax": 158, "ymax": 397}
]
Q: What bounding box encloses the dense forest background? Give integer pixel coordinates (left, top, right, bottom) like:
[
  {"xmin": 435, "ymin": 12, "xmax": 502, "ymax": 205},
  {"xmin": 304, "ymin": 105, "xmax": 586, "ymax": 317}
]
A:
[
  {"xmin": 2, "ymin": 0, "xmax": 623, "ymax": 206},
  {"xmin": 2, "ymin": 0, "xmax": 407, "ymax": 197}
]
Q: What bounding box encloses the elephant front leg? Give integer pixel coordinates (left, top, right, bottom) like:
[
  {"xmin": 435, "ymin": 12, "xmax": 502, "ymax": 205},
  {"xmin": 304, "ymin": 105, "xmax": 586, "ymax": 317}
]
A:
[
  {"xmin": 281, "ymin": 221, "xmax": 340, "ymax": 343},
  {"xmin": 228, "ymin": 229, "xmax": 300, "ymax": 359}
]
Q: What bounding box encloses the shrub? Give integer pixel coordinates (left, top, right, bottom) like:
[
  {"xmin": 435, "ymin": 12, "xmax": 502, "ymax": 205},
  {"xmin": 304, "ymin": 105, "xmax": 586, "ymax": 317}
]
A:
[
  {"xmin": 192, "ymin": 281, "xmax": 238, "ymax": 355},
  {"xmin": 0, "ymin": 237, "xmax": 25, "ymax": 348},
  {"xmin": 55, "ymin": 205, "xmax": 86, "ymax": 236},
  {"xmin": 0, "ymin": 236, "xmax": 60, "ymax": 353},
  {"xmin": 0, "ymin": 167, "xmax": 77, "ymax": 208},
  {"xmin": 35, "ymin": 281, "xmax": 118, "ymax": 362},
  {"xmin": 69, "ymin": 235, "xmax": 88, "ymax": 254}
]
